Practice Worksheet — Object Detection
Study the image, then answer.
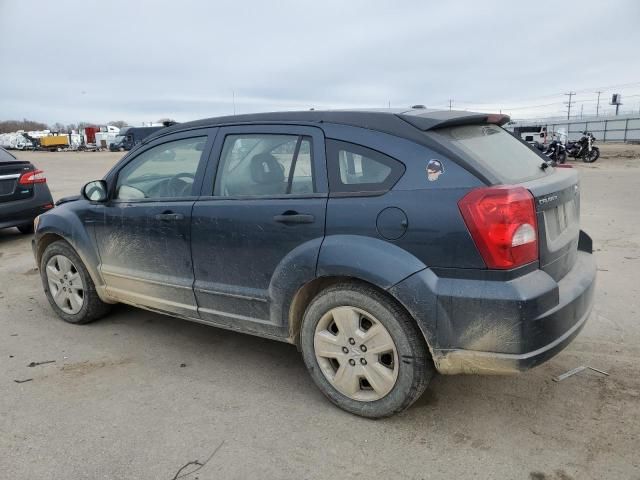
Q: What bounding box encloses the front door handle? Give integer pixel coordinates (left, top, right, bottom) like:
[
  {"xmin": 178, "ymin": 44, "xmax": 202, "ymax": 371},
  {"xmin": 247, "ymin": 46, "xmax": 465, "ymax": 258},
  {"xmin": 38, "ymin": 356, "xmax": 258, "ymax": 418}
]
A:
[
  {"xmin": 273, "ymin": 212, "xmax": 315, "ymax": 224},
  {"xmin": 154, "ymin": 212, "xmax": 184, "ymax": 221}
]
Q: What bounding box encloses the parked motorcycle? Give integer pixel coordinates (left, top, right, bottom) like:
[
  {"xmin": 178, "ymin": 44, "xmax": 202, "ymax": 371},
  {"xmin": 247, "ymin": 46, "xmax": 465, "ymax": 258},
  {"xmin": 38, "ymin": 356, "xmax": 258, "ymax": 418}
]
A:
[
  {"xmin": 533, "ymin": 138, "xmax": 566, "ymax": 164},
  {"xmin": 566, "ymin": 131, "xmax": 600, "ymax": 163}
]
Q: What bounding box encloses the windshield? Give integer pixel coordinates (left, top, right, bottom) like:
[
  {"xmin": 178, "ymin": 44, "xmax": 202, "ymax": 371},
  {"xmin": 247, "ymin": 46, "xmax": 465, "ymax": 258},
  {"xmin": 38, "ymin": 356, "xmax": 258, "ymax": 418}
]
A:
[{"xmin": 433, "ymin": 124, "xmax": 549, "ymax": 183}]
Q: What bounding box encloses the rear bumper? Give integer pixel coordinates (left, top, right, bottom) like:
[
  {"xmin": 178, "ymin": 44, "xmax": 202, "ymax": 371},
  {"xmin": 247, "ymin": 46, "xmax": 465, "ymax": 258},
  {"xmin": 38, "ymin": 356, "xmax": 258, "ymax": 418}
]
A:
[
  {"xmin": 433, "ymin": 291, "xmax": 592, "ymax": 374},
  {"xmin": 0, "ymin": 184, "xmax": 53, "ymax": 229},
  {"xmin": 391, "ymin": 236, "xmax": 596, "ymax": 375}
]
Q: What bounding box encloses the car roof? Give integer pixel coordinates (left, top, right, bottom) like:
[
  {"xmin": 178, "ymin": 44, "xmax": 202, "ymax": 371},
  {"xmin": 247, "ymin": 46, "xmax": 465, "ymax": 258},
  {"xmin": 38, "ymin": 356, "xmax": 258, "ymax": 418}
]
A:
[{"xmin": 145, "ymin": 108, "xmax": 510, "ymax": 144}]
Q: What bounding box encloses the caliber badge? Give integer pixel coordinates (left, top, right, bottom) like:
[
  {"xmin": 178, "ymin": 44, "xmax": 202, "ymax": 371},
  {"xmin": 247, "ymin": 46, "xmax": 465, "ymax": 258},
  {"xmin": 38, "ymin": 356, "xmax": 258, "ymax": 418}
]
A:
[{"xmin": 427, "ymin": 159, "xmax": 444, "ymax": 182}]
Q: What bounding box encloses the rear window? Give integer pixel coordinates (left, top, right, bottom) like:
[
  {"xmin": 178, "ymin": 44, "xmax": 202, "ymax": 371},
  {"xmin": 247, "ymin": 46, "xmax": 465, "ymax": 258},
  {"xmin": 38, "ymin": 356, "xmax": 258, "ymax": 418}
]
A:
[
  {"xmin": 0, "ymin": 147, "xmax": 17, "ymax": 162},
  {"xmin": 433, "ymin": 124, "xmax": 547, "ymax": 183}
]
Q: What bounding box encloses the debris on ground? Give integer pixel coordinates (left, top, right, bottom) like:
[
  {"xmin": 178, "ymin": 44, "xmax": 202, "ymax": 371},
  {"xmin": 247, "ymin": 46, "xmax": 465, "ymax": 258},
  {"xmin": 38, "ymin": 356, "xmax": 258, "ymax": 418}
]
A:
[
  {"xmin": 553, "ymin": 366, "xmax": 610, "ymax": 382},
  {"xmin": 14, "ymin": 379, "xmax": 33, "ymax": 384},
  {"xmin": 27, "ymin": 360, "xmax": 56, "ymax": 367},
  {"xmin": 170, "ymin": 440, "xmax": 224, "ymax": 480}
]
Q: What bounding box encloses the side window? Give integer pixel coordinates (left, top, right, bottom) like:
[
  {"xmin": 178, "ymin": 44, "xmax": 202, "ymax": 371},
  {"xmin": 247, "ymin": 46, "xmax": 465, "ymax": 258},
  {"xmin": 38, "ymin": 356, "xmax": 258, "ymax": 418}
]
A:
[
  {"xmin": 326, "ymin": 140, "xmax": 405, "ymax": 194},
  {"xmin": 115, "ymin": 136, "xmax": 207, "ymax": 200},
  {"xmin": 215, "ymin": 134, "xmax": 314, "ymax": 197}
]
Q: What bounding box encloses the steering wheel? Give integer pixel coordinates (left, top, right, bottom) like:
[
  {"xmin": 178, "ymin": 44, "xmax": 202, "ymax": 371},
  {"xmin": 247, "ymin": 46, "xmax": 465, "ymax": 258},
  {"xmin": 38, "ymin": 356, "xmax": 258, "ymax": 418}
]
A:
[{"xmin": 165, "ymin": 172, "xmax": 196, "ymax": 197}]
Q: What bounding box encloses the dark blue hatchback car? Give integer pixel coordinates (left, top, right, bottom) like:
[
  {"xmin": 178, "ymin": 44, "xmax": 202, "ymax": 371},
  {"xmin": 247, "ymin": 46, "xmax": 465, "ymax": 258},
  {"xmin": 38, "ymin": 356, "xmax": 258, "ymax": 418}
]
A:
[{"xmin": 33, "ymin": 109, "xmax": 596, "ymax": 417}]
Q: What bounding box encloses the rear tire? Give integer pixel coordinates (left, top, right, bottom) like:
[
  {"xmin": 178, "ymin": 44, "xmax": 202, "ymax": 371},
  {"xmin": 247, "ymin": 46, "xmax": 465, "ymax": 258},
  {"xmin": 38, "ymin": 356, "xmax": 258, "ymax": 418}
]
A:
[
  {"xmin": 17, "ymin": 224, "xmax": 34, "ymax": 234},
  {"xmin": 40, "ymin": 240, "xmax": 111, "ymax": 324},
  {"xmin": 300, "ymin": 282, "xmax": 434, "ymax": 418}
]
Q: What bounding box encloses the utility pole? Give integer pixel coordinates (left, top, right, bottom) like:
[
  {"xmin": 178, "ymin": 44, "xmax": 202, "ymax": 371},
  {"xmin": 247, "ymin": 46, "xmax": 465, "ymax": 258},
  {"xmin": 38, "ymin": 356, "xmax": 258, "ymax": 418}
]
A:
[
  {"xmin": 564, "ymin": 91, "xmax": 576, "ymax": 120},
  {"xmin": 232, "ymin": 90, "xmax": 236, "ymax": 115},
  {"xmin": 595, "ymin": 91, "xmax": 602, "ymax": 117},
  {"xmin": 448, "ymin": 99, "xmax": 453, "ymax": 111},
  {"xmin": 580, "ymin": 104, "xmax": 584, "ymax": 119}
]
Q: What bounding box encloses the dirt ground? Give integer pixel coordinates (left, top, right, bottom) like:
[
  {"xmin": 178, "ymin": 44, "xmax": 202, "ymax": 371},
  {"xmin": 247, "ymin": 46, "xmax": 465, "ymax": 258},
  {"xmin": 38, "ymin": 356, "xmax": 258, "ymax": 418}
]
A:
[{"xmin": 1, "ymin": 145, "xmax": 639, "ymax": 479}]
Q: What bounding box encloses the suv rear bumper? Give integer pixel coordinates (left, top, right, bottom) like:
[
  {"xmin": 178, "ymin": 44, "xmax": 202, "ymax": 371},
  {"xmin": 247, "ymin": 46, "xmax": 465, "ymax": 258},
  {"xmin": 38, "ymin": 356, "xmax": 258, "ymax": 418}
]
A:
[
  {"xmin": 390, "ymin": 235, "xmax": 596, "ymax": 375},
  {"xmin": 0, "ymin": 184, "xmax": 53, "ymax": 230}
]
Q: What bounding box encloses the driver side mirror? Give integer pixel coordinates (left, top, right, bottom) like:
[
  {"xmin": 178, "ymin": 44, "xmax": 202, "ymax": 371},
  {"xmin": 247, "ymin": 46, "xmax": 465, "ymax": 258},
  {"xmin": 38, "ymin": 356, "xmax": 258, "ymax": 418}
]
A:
[{"xmin": 81, "ymin": 180, "xmax": 108, "ymax": 202}]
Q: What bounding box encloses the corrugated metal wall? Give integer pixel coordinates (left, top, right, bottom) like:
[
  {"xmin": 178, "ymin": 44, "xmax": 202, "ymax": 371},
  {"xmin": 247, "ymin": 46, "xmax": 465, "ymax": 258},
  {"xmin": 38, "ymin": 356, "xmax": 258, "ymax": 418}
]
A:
[{"xmin": 509, "ymin": 115, "xmax": 640, "ymax": 142}]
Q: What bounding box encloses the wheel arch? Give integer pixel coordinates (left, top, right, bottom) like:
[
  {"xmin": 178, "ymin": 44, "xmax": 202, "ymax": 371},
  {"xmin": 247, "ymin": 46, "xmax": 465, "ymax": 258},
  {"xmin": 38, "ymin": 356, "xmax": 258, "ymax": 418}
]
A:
[
  {"xmin": 35, "ymin": 223, "xmax": 113, "ymax": 304},
  {"xmin": 287, "ymin": 275, "xmax": 436, "ymax": 360}
]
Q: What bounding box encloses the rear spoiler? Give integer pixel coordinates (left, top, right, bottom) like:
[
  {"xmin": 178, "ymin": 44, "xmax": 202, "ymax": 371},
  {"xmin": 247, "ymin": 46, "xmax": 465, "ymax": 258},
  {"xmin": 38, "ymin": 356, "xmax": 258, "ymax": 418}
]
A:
[{"xmin": 397, "ymin": 110, "xmax": 510, "ymax": 131}]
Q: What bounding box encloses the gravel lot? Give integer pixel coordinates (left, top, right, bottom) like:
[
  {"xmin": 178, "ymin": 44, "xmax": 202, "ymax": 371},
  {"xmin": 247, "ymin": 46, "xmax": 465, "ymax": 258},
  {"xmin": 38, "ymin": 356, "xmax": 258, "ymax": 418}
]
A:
[{"xmin": 2, "ymin": 147, "xmax": 639, "ymax": 480}]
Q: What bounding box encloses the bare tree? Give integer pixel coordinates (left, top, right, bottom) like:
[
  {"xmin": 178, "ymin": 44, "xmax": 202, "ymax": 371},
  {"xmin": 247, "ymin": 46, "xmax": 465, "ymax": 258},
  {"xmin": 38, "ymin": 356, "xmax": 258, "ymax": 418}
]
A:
[
  {"xmin": 0, "ymin": 119, "xmax": 48, "ymax": 133},
  {"xmin": 108, "ymin": 120, "xmax": 129, "ymax": 129},
  {"xmin": 50, "ymin": 122, "xmax": 66, "ymax": 133}
]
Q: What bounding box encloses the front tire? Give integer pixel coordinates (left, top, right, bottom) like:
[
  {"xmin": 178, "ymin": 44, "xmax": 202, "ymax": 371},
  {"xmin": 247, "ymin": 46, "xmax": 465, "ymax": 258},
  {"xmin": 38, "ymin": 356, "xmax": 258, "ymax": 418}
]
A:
[
  {"xmin": 583, "ymin": 147, "xmax": 599, "ymax": 163},
  {"xmin": 40, "ymin": 240, "xmax": 111, "ymax": 324},
  {"xmin": 300, "ymin": 282, "xmax": 433, "ymax": 418},
  {"xmin": 557, "ymin": 152, "xmax": 567, "ymax": 164}
]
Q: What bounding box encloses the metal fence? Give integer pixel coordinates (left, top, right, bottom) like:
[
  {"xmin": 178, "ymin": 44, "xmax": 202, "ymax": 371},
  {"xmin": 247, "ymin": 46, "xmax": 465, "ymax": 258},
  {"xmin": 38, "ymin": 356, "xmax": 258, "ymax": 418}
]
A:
[{"xmin": 510, "ymin": 115, "xmax": 640, "ymax": 143}]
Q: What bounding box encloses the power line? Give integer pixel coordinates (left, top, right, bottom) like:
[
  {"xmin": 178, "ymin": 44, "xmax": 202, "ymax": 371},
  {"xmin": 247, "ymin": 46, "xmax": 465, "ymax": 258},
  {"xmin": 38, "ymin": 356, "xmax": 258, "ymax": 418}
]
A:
[{"xmin": 450, "ymin": 80, "xmax": 640, "ymax": 111}]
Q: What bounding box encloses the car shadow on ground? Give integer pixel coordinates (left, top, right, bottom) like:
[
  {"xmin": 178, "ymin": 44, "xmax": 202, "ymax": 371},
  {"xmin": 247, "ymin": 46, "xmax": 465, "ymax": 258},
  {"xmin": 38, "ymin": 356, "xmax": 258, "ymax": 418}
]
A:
[
  {"xmin": 0, "ymin": 227, "xmax": 28, "ymax": 243},
  {"xmin": 93, "ymin": 302, "xmax": 571, "ymax": 424}
]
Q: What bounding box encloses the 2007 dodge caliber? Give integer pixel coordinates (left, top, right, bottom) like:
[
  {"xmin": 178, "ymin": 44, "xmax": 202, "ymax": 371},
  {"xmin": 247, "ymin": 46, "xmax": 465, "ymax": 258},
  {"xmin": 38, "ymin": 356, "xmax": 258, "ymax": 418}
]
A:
[{"xmin": 33, "ymin": 109, "xmax": 596, "ymax": 417}]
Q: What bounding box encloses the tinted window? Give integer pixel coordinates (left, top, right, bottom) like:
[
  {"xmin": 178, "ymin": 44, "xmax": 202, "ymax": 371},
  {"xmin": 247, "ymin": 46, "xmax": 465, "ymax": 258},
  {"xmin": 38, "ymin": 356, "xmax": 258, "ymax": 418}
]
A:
[
  {"xmin": 326, "ymin": 140, "xmax": 404, "ymax": 194},
  {"xmin": 215, "ymin": 134, "xmax": 314, "ymax": 196},
  {"xmin": 432, "ymin": 124, "xmax": 547, "ymax": 183},
  {"xmin": 0, "ymin": 147, "xmax": 17, "ymax": 162},
  {"xmin": 115, "ymin": 136, "xmax": 206, "ymax": 200}
]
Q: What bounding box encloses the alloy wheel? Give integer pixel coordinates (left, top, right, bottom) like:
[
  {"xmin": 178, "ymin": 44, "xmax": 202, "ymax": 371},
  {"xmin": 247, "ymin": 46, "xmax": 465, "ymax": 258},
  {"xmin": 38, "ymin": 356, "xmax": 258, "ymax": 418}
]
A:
[
  {"xmin": 45, "ymin": 254, "xmax": 85, "ymax": 314},
  {"xmin": 314, "ymin": 306, "xmax": 399, "ymax": 401}
]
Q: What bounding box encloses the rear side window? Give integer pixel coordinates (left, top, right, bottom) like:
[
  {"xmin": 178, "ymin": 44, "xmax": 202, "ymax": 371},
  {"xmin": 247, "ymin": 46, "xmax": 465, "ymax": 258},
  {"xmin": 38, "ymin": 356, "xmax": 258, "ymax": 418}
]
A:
[
  {"xmin": 432, "ymin": 124, "xmax": 547, "ymax": 183},
  {"xmin": 326, "ymin": 140, "xmax": 404, "ymax": 194},
  {"xmin": 215, "ymin": 134, "xmax": 314, "ymax": 197}
]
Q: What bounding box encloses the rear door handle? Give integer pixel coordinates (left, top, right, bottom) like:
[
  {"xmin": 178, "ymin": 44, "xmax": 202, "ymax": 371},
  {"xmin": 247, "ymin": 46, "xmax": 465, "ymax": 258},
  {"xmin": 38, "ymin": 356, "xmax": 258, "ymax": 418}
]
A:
[
  {"xmin": 273, "ymin": 213, "xmax": 315, "ymax": 224},
  {"xmin": 154, "ymin": 212, "xmax": 184, "ymax": 221}
]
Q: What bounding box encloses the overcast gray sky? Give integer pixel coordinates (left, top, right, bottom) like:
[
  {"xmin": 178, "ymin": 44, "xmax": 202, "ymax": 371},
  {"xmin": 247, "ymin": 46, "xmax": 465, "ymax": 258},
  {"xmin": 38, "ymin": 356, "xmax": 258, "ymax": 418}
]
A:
[{"xmin": 1, "ymin": 0, "xmax": 639, "ymax": 125}]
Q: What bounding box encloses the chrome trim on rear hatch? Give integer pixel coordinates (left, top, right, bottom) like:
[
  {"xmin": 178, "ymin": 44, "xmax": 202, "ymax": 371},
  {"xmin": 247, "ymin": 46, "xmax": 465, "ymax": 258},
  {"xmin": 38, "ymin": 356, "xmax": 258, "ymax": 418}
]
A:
[{"xmin": 0, "ymin": 174, "xmax": 20, "ymax": 180}]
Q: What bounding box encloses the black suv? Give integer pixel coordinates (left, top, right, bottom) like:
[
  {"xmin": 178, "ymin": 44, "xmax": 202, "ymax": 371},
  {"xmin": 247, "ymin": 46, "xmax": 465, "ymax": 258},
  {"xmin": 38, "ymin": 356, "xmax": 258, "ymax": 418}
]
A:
[
  {"xmin": 32, "ymin": 109, "xmax": 596, "ymax": 418},
  {"xmin": 0, "ymin": 147, "xmax": 54, "ymax": 233}
]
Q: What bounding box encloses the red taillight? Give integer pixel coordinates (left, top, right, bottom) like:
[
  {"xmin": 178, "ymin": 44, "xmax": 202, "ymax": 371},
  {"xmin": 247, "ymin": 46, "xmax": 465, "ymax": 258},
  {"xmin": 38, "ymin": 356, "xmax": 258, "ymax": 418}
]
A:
[
  {"xmin": 458, "ymin": 186, "xmax": 538, "ymax": 269},
  {"xmin": 18, "ymin": 169, "xmax": 46, "ymax": 185}
]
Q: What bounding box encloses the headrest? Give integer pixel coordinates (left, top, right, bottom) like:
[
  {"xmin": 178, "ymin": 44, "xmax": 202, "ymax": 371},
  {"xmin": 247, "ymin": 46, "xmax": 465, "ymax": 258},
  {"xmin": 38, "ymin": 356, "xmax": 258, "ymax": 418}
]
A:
[{"xmin": 250, "ymin": 153, "xmax": 284, "ymax": 185}]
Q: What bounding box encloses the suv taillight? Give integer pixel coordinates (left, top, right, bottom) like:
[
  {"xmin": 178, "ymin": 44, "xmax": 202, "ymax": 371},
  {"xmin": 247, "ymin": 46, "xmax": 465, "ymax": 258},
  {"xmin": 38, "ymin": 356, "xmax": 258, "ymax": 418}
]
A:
[
  {"xmin": 18, "ymin": 169, "xmax": 46, "ymax": 185},
  {"xmin": 458, "ymin": 186, "xmax": 538, "ymax": 269}
]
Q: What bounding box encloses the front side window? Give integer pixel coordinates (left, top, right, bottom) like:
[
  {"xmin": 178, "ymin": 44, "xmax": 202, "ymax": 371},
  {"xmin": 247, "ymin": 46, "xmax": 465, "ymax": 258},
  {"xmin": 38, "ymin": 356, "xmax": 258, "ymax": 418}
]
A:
[
  {"xmin": 115, "ymin": 136, "xmax": 206, "ymax": 200},
  {"xmin": 215, "ymin": 134, "xmax": 314, "ymax": 196},
  {"xmin": 326, "ymin": 140, "xmax": 405, "ymax": 194}
]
